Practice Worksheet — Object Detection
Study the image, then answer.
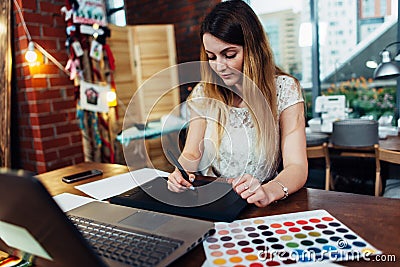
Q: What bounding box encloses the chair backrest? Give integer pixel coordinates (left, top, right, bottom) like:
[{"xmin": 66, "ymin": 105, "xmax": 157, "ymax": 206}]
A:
[
  {"xmin": 375, "ymin": 144, "xmax": 400, "ymax": 172},
  {"xmin": 374, "ymin": 144, "xmax": 400, "ymax": 196},
  {"xmin": 378, "ymin": 147, "xmax": 400, "ymax": 164},
  {"xmin": 306, "ymin": 142, "xmax": 331, "ymax": 190},
  {"xmin": 307, "ymin": 142, "xmax": 330, "ymax": 164}
]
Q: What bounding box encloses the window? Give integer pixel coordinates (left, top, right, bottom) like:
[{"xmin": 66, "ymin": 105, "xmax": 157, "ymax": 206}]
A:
[
  {"xmin": 380, "ymin": 0, "xmax": 387, "ymax": 17},
  {"xmin": 361, "ymin": 0, "xmax": 375, "ymax": 18},
  {"xmin": 250, "ymin": 0, "xmax": 398, "ymax": 118},
  {"xmin": 106, "ymin": 0, "xmax": 126, "ymax": 26}
]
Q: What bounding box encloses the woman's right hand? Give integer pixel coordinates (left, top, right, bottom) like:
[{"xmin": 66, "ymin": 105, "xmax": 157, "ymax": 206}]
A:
[{"xmin": 167, "ymin": 168, "xmax": 195, "ymax": 192}]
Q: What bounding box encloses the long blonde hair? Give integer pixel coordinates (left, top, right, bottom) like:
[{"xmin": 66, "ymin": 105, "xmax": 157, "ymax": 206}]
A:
[{"xmin": 196, "ymin": 0, "xmax": 299, "ymax": 176}]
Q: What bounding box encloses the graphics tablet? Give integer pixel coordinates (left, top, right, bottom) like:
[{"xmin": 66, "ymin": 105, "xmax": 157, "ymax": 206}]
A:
[{"xmin": 110, "ymin": 177, "xmax": 248, "ymax": 222}]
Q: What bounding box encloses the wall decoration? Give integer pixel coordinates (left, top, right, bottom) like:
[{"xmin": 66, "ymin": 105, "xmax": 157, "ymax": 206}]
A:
[
  {"xmin": 89, "ymin": 39, "xmax": 103, "ymax": 61},
  {"xmin": 79, "ymin": 80, "xmax": 110, "ymax": 113},
  {"xmin": 62, "ymin": 0, "xmax": 117, "ymax": 163},
  {"xmin": 73, "ymin": 0, "xmax": 107, "ymax": 26}
]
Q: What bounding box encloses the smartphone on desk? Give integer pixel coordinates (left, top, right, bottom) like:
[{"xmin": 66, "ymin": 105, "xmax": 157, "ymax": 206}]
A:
[{"xmin": 62, "ymin": 169, "xmax": 103, "ymax": 183}]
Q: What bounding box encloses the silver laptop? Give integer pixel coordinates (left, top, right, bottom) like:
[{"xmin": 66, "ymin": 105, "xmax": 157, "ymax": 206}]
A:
[{"xmin": 0, "ymin": 168, "xmax": 214, "ymax": 267}]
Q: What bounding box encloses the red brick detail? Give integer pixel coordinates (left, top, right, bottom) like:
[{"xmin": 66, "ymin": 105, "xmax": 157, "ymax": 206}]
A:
[
  {"xmin": 58, "ymin": 145, "xmax": 84, "ymax": 159},
  {"xmin": 42, "ymin": 26, "xmax": 66, "ymax": 38},
  {"xmin": 18, "ymin": 0, "xmax": 37, "ymax": 10},
  {"xmin": 39, "ymin": 2, "xmax": 63, "ymax": 14},
  {"xmin": 52, "ymin": 100, "xmax": 76, "ymax": 111},
  {"xmin": 39, "ymin": 127, "xmax": 55, "ymax": 139},
  {"xmin": 41, "ymin": 136, "xmax": 70, "ymax": 151},
  {"xmin": 55, "ymin": 124, "xmax": 80, "ymax": 135},
  {"xmin": 70, "ymin": 133, "xmax": 83, "ymax": 144},
  {"xmin": 50, "ymin": 77, "xmax": 71, "ymax": 86},
  {"xmin": 22, "ymin": 12, "xmax": 54, "ymax": 26}
]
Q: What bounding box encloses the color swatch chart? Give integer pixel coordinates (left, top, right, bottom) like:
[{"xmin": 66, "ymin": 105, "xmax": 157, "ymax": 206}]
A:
[{"xmin": 203, "ymin": 210, "xmax": 381, "ymax": 266}]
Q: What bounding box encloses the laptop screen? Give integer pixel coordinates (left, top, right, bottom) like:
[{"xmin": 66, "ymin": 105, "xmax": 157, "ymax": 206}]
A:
[{"xmin": 0, "ymin": 168, "xmax": 107, "ymax": 267}]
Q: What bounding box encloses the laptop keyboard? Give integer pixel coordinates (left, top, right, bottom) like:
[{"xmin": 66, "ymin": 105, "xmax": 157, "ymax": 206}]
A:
[{"xmin": 68, "ymin": 215, "xmax": 183, "ymax": 267}]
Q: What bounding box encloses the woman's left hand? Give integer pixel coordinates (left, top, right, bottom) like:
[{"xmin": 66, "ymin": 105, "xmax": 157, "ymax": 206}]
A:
[{"xmin": 227, "ymin": 174, "xmax": 273, "ymax": 207}]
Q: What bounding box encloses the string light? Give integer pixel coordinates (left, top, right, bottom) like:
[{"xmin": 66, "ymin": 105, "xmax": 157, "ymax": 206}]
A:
[
  {"xmin": 13, "ymin": 0, "xmax": 69, "ymax": 75},
  {"xmin": 14, "ymin": 0, "xmax": 119, "ymax": 109},
  {"xmin": 107, "ymin": 89, "xmax": 117, "ymax": 107},
  {"xmin": 25, "ymin": 41, "xmax": 37, "ymax": 63}
]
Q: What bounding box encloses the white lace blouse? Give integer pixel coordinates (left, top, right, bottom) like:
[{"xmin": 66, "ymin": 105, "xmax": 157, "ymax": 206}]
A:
[{"xmin": 187, "ymin": 75, "xmax": 304, "ymax": 181}]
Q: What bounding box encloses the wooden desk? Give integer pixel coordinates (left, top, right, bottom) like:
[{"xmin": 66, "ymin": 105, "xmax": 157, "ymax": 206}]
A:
[
  {"xmin": 36, "ymin": 162, "xmax": 400, "ymax": 267},
  {"xmin": 36, "ymin": 162, "xmax": 129, "ymax": 196},
  {"xmin": 379, "ymin": 135, "xmax": 400, "ymax": 151}
]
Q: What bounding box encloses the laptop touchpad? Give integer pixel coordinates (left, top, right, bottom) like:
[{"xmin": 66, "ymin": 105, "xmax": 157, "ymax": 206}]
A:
[{"xmin": 119, "ymin": 211, "xmax": 172, "ymax": 231}]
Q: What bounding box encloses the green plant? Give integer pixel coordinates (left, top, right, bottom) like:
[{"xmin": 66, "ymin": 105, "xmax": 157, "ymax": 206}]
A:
[
  {"xmin": 304, "ymin": 90, "xmax": 313, "ymax": 121},
  {"xmin": 322, "ymin": 77, "xmax": 396, "ymax": 120}
]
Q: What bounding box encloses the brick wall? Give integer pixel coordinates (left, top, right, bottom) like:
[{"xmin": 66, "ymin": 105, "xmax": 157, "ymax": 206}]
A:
[
  {"xmin": 13, "ymin": 0, "xmax": 83, "ymax": 174},
  {"xmin": 125, "ymin": 0, "xmax": 220, "ymax": 100},
  {"xmin": 12, "ymin": 0, "xmax": 218, "ymax": 173}
]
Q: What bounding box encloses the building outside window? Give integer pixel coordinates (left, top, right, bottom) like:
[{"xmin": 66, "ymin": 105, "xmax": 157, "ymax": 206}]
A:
[{"xmin": 250, "ymin": 0, "xmax": 398, "ymax": 121}]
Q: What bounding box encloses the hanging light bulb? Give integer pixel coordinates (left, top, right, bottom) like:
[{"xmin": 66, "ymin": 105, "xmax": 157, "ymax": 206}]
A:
[
  {"xmin": 107, "ymin": 88, "xmax": 117, "ymax": 107},
  {"xmin": 25, "ymin": 41, "xmax": 37, "ymax": 63}
]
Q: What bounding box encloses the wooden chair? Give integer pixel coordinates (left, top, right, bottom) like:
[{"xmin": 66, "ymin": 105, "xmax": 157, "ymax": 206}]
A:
[
  {"xmin": 306, "ymin": 142, "xmax": 332, "ymax": 190},
  {"xmin": 374, "ymin": 144, "xmax": 400, "ymax": 197},
  {"xmin": 329, "ymin": 144, "xmax": 378, "ymax": 196}
]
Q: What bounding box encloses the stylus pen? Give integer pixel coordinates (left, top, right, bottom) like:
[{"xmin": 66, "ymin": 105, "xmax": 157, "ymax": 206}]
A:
[{"xmin": 167, "ymin": 150, "xmax": 195, "ymax": 190}]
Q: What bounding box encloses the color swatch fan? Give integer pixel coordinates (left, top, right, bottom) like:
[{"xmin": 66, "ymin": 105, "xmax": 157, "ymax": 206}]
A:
[{"xmin": 203, "ymin": 210, "xmax": 381, "ymax": 266}]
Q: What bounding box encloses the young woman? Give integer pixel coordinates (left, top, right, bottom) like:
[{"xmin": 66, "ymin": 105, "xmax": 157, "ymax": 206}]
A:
[{"xmin": 167, "ymin": 0, "xmax": 308, "ymax": 207}]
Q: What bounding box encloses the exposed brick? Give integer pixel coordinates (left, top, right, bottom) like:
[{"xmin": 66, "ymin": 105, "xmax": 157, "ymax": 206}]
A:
[
  {"xmin": 50, "ymin": 77, "xmax": 70, "ymax": 86},
  {"xmin": 33, "ymin": 140, "xmax": 43, "ymax": 151},
  {"xmin": 30, "ymin": 89, "xmax": 61, "ymax": 101},
  {"xmin": 14, "ymin": 0, "xmax": 218, "ymax": 172},
  {"xmin": 55, "ymin": 123, "xmax": 80, "ymax": 135},
  {"xmin": 36, "ymin": 164, "xmax": 48, "ymax": 174},
  {"xmin": 17, "ymin": 38, "xmax": 30, "ymax": 50},
  {"xmin": 41, "ymin": 150, "xmax": 58, "ymax": 162},
  {"xmin": 26, "ymin": 91, "xmax": 37, "ymax": 101},
  {"xmin": 70, "ymin": 133, "xmax": 83, "ymax": 144},
  {"xmin": 28, "ymin": 116, "xmax": 39, "ymax": 127},
  {"xmin": 73, "ymin": 155, "xmax": 85, "ymax": 164},
  {"xmin": 20, "ymin": 0, "xmax": 37, "ymax": 10},
  {"xmin": 23, "ymin": 12, "xmax": 54, "ymax": 26},
  {"xmin": 126, "ymin": 0, "xmax": 219, "ymax": 64},
  {"xmin": 45, "ymin": 158, "xmax": 73, "ymax": 172},
  {"xmin": 23, "ymin": 162, "xmax": 37, "ymax": 173},
  {"xmin": 14, "ymin": 53, "xmax": 25, "ymax": 65},
  {"xmin": 53, "ymin": 16, "xmax": 65, "ymax": 27},
  {"xmin": 36, "ymin": 39, "xmax": 59, "ymax": 50},
  {"xmin": 66, "ymin": 111, "xmax": 77, "ymax": 121},
  {"xmin": 18, "ymin": 116, "xmax": 31, "ymax": 127},
  {"xmin": 52, "ymin": 100, "xmax": 76, "ymax": 111},
  {"xmin": 27, "ymin": 151, "xmax": 40, "ymax": 161},
  {"xmin": 32, "ymin": 126, "xmax": 55, "ymax": 139},
  {"xmin": 58, "ymin": 145, "xmax": 84, "ymax": 158},
  {"xmin": 36, "ymin": 113, "xmax": 69, "ymax": 126},
  {"xmin": 30, "ymin": 78, "xmax": 48, "ymax": 88},
  {"xmin": 37, "ymin": 64, "xmax": 63, "ymax": 75},
  {"xmin": 39, "ymin": 2, "xmax": 63, "ymax": 14},
  {"xmin": 42, "ymin": 26, "xmax": 66, "ymax": 38},
  {"xmin": 19, "ymin": 140, "xmax": 33, "ymax": 151},
  {"xmin": 41, "ymin": 136, "xmax": 70, "ymax": 151},
  {"xmin": 20, "ymin": 103, "xmax": 31, "ymax": 114}
]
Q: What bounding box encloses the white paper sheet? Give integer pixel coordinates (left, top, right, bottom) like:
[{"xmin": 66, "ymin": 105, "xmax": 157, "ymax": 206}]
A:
[
  {"xmin": 53, "ymin": 192, "xmax": 98, "ymax": 212},
  {"xmin": 74, "ymin": 168, "xmax": 170, "ymax": 200},
  {"xmin": 0, "ymin": 222, "xmax": 53, "ymax": 261}
]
